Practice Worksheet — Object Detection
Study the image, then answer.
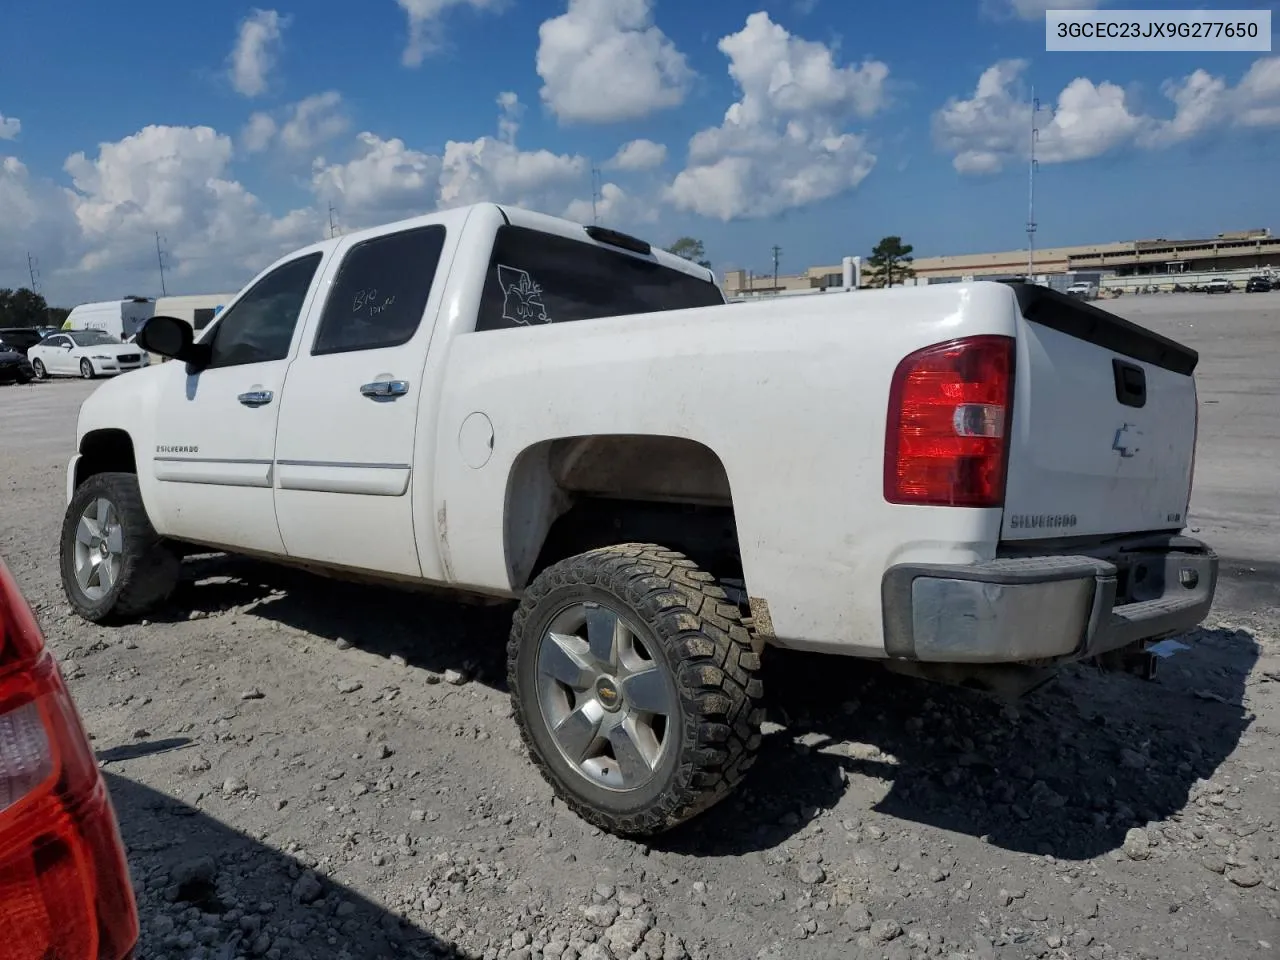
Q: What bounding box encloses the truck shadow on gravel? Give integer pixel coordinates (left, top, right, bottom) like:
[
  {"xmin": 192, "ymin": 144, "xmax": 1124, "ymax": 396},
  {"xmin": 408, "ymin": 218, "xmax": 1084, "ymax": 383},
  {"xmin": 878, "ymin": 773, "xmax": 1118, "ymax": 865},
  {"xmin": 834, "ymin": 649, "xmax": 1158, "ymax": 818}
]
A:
[
  {"xmin": 660, "ymin": 625, "xmax": 1259, "ymax": 862},
  {"xmin": 105, "ymin": 771, "xmax": 476, "ymax": 960},
  {"xmin": 157, "ymin": 554, "xmax": 516, "ymax": 684},
  {"xmin": 152, "ymin": 554, "xmax": 1259, "ymax": 864}
]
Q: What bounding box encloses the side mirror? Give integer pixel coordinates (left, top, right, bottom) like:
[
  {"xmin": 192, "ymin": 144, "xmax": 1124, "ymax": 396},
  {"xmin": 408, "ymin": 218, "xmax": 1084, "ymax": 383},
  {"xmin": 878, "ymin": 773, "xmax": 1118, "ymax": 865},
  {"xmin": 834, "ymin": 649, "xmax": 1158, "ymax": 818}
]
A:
[{"xmin": 136, "ymin": 316, "xmax": 210, "ymax": 370}]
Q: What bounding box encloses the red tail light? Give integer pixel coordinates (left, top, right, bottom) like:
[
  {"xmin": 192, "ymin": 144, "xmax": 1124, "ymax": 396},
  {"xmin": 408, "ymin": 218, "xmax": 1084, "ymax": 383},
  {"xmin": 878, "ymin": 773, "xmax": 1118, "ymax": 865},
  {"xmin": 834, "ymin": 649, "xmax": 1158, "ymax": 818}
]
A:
[
  {"xmin": 884, "ymin": 335, "xmax": 1015, "ymax": 507},
  {"xmin": 0, "ymin": 558, "xmax": 138, "ymax": 960}
]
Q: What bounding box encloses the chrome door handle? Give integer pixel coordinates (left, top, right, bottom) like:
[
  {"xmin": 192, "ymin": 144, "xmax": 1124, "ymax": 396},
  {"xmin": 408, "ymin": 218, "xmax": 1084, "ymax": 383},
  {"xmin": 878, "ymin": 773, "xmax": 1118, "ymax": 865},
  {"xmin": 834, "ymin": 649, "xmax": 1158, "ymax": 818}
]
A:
[
  {"xmin": 237, "ymin": 390, "xmax": 274, "ymax": 407},
  {"xmin": 360, "ymin": 379, "xmax": 409, "ymax": 399}
]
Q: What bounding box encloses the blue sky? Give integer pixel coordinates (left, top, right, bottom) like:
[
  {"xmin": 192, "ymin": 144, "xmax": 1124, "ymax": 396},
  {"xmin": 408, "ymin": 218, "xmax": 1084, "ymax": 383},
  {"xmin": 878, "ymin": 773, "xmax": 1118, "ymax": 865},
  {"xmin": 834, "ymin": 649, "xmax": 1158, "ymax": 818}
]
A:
[{"xmin": 0, "ymin": 0, "xmax": 1276, "ymax": 304}]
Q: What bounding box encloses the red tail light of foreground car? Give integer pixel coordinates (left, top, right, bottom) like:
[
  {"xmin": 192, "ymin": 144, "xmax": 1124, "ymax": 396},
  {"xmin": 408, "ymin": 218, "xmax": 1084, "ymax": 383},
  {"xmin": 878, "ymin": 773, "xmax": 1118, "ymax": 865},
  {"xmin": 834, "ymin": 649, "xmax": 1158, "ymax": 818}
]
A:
[{"xmin": 0, "ymin": 556, "xmax": 138, "ymax": 960}]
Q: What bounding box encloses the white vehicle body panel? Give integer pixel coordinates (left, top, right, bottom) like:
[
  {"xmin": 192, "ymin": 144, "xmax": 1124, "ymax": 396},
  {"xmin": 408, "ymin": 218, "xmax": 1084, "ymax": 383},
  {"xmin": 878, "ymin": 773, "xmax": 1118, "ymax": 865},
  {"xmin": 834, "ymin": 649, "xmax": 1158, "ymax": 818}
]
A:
[
  {"xmin": 432, "ymin": 283, "xmax": 1016, "ymax": 654},
  {"xmin": 68, "ymin": 202, "xmax": 1208, "ymax": 661},
  {"xmin": 272, "ymin": 208, "xmax": 475, "ymax": 578},
  {"xmin": 1001, "ymin": 318, "xmax": 1196, "ymax": 541}
]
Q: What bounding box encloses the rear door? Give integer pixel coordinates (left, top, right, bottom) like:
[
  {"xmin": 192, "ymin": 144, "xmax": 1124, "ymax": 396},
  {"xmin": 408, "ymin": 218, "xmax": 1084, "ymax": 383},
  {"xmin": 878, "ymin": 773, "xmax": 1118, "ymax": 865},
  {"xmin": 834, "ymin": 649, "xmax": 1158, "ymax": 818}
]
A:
[
  {"xmin": 1000, "ymin": 286, "xmax": 1199, "ymax": 541},
  {"xmin": 272, "ymin": 219, "xmax": 456, "ymax": 577}
]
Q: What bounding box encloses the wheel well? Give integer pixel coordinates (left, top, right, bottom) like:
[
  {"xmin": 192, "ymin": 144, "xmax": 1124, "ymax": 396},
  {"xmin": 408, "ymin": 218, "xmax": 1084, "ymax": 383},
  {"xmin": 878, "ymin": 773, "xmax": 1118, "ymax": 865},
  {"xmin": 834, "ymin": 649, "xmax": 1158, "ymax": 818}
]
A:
[
  {"xmin": 504, "ymin": 435, "xmax": 742, "ymax": 589},
  {"xmin": 76, "ymin": 429, "xmax": 137, "ymax": 488}
]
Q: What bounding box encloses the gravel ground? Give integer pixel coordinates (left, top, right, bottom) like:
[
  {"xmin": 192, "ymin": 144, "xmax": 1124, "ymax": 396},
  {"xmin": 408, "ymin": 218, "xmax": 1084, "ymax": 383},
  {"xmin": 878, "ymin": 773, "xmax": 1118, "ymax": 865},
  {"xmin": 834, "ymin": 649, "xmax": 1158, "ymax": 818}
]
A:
[{"xmin": 2, "ymin": 292, "xmax": 1278, "ymax": 960}]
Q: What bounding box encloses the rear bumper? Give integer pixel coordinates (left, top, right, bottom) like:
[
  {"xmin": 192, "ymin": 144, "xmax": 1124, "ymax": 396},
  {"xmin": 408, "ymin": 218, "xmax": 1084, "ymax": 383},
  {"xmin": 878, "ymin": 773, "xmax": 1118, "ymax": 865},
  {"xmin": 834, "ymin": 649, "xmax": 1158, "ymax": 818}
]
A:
[{"xmin": 882, "ymin": 536, "xmax": 1217, "ymax": 663}]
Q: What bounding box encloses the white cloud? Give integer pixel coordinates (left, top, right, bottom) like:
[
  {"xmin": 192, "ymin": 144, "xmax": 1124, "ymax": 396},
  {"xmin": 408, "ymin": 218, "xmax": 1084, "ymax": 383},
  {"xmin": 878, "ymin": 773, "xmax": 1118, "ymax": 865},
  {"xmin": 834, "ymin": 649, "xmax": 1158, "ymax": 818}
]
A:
[
  {"xmin": 239, "ymin": 92, "xmax": 348, "ymax": 156},
  {"xmin": 985, "ymin": 0, "xmax": 1105, "ymax": 20},
  {"xmin": 0, "ymin": 114, "xmax": 20, "ymax": 140},
  {"xmin": 563, "ymin": 181, "xmax": 655, "ymax": 225},
  {"xmin": 440, "ymin": 93, "xmax": 586, "ymax": 208},
  {"xmin": 310, "ymin": 93, "xmax": 587, "ymax": 230},
  {"xmin": 934, "ymin": 59, "xmax": 1142, "ymax": 173},
  {"xmin": 242, "ymin": 112, "xmax": 278, "ymax": 153},
  {"xmin": 0, "ymin": 156, "xmax": 81, "ymax": 286},
  {"xmin": 536, "ymin": 0, "xmax": 693, "ymax": 123},
  {"xmin": 1142, "ymin": 56, "xmax": 1280, "ymax": 145},
  {"xmin": 936, "ymin": 56, "xmax": 1280, "ymax": 173},
  {"xmin": 59, "ymin": 125, "xmax": 318, "ymax": 294},
  {"xmin": 311, "ymin": 132, "xmax": 443, "ymax": 225},
  {"xmin": 397, "ymin": 0, "xmax": 503, "ymax": 67},
  {"xmin": 665, "ymin": 12, "xmax": 886, "ymax": 220},
  {"xmin": 606, "ymin": 138, "xmax": 667, "ymax": 171},
  {"xmin": 227, "ymin": 8, "xmax": 287, "ymax": 97},
  {"xmin": 279, "ymin": 92, "xmax": 349, "ymax": 152}
]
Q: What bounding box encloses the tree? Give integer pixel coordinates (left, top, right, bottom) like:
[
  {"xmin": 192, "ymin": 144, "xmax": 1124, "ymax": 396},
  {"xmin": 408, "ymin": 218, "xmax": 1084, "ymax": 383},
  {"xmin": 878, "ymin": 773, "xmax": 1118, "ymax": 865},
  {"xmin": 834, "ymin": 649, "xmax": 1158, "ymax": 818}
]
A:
[
  {"xmin": 866, "ymin": 236, "xmax": 916, "ymax": 288},
  {"xmin": 0, "ymin": 287, "xmax": 51, "ymax": 326},
  {"xmin": 665, "ymin": 237, "xmax": 711, "ymax": 269}
]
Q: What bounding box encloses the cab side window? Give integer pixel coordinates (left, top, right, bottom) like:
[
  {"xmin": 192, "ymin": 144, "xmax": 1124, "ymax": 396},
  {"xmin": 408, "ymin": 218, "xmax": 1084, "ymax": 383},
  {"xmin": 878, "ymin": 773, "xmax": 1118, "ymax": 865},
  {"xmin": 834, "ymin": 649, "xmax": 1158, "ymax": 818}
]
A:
[
  {"xmin": 206, "ymin": 253, "xmax": 323, "ymax": 369},
  {"xmin": 311, "ymin": 225, "xmax": 446, "ymax": 355}
]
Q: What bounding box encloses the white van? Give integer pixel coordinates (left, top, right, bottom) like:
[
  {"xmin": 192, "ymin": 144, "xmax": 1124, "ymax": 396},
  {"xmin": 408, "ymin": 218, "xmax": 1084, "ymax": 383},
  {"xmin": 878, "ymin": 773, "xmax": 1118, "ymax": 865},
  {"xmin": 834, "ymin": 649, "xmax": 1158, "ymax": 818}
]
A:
[
  {"xmin": 152, "ymin": 293, "xmax": 235, "ymax": 333},
  {"xmin": 61, "ymin": 298, "xmax": 155, "ymax": 341}
]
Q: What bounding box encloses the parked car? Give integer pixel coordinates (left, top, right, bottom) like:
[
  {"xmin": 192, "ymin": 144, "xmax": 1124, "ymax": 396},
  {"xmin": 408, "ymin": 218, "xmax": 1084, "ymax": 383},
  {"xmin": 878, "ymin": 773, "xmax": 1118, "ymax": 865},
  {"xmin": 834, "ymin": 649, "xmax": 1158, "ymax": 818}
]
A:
[
  {"xmin": 0, "ymin": 343, "xmax": 35, "ymax": 384},
  {"xmin": 59, "ymin": 202, "xmax": 1216, "ymax": 836},
  {"xmin": 1204, "ymin": 277, "xmax": 1233, "ymax": 293},
  {"xmin": 28, "ymin": 329, "xmax": 151, "ymax": 380},
  {"xmin": 1065, "ymin": 281, "xmax": 1097, "ymax": 300},
  {"xmin": 1245, "ymin": 275, "xmax": 1273, "ymax": 293},
  {"xmin": 0, "ymin": 554, "xmax": 139, "ymax": 958},
  {"xmin": 0, "ymin": 326, "xmax": 45, "ymax": 355}
]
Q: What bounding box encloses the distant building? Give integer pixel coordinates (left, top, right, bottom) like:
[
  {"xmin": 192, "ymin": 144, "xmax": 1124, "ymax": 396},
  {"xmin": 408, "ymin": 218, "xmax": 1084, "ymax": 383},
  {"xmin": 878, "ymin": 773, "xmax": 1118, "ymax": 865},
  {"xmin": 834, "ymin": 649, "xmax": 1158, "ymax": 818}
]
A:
[{"xmin": 722, "ymin": 228, "xmax": 1280, "ymax": 296}]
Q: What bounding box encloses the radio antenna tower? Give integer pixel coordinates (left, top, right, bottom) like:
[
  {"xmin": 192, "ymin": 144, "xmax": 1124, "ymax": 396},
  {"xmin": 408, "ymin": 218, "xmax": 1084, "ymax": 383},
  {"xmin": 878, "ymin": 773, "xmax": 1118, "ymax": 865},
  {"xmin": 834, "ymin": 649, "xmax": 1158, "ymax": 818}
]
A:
[
  {"xmin": 1027, "ymin": 86, "xmax": 1039, "ymax": 279},
  {"xmin": 328, "ymin": 202, "xmax": 339, "ymax": 238},
  {"xmin": 27, "ymin": 252, "xmax": 40, "ymax": 293},
  {"xmin": 590, "ymin": 166, "xmax": 603, "ymax": 224},
  {"xmin": 155, "ymin": 232, "xmax": 168, "ymax": 297}
]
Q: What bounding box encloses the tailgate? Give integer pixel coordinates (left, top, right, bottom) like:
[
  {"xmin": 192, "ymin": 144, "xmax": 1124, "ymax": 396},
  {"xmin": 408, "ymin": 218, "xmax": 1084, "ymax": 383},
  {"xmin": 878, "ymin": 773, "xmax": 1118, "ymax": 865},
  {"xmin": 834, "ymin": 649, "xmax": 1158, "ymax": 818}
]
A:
[{"xmin": 1001, "ymin": 285, "xmax": 1199, "ymax": 541}]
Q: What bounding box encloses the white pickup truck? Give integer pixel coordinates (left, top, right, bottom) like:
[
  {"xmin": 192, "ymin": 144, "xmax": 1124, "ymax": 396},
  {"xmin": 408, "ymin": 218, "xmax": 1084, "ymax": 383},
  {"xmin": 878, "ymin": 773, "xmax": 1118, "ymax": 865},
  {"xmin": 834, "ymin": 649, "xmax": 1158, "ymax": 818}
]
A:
[{"xmin": 60, "ymin": 203, "xmax": 1217, "ymax": 835}]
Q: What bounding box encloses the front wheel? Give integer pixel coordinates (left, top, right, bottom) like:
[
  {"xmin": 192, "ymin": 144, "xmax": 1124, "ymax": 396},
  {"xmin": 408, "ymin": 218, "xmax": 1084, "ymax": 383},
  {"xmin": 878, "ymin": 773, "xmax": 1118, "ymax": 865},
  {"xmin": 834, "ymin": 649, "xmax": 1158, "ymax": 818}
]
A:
[
  {"xmin": 80, "ymin": 358, "xmax": 94, "ymax": 379},
  {"xmin": 508, "ymin": 543, "xmax": 763, "ymax": 836},
  {"xmin": 60, "ymin": 472, "xmax": 180, "ymax": 623},
  {"xmin": 31, "ymin": 358, "xmax": 47, "ymax": 379}
]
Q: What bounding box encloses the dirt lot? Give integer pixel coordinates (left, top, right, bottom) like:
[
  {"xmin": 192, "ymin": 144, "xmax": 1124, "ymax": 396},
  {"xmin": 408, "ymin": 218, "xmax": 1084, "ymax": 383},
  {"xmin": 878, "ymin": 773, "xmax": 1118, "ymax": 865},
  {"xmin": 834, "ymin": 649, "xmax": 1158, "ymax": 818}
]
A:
[{"xmin": 2, "ymin": 292, "xmax": 1278, "ymax": 960}]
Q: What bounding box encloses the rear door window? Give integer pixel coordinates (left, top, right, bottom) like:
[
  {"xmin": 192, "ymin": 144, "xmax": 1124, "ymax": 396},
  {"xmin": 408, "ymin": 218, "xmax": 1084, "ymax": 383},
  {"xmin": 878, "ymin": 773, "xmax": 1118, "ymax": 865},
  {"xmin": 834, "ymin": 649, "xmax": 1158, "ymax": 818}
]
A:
[
  {"xmin": 475, "ymin": 226, "xmax": 723, "ymax": 332},
  {"xmin": 312, "ymin": 225, "xmax": 447, "ymax": 355}
]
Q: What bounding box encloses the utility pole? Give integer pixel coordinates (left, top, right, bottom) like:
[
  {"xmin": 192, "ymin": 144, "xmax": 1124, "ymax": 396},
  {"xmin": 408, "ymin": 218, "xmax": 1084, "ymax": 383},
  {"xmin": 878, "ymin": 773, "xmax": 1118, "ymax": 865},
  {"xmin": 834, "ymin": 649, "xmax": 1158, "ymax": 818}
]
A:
[
  {"xmin": 1027, "ymin": 86, "xmax": 1039, "ymax": 280},
  {"xmin": 155, "ymin": 232, "xmax": 168, "ymax": 297},
  {"xmin": 771, "ymin": 245, "xmax": 782, "ymax": 293},
  {"xmin": 26, "ymin": 252, "xmax": 39, "ymax": 293},
  {"xmin": 328, "ymin": 202, "xmax": 339, "ymax": 238},
  {"xmin": 590, "ymin": 166, "xmax": 602, "ymax": 224}
]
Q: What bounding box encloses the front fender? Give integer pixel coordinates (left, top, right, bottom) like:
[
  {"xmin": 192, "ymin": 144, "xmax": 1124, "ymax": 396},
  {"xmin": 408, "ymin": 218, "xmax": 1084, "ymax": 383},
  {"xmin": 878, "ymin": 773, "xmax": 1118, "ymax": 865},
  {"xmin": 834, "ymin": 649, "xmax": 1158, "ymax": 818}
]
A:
[{"xmin": 73, "ymin": 366, "xmax": 168, "ymax": 523}]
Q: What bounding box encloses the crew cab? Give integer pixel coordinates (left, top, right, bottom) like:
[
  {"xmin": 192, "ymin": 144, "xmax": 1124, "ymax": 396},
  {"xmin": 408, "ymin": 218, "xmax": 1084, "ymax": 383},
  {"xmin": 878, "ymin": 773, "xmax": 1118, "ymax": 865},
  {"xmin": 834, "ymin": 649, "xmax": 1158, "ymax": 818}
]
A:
[{"xmin": 59, "ymin": 203, "xmax": 1217, "ymax": 835}]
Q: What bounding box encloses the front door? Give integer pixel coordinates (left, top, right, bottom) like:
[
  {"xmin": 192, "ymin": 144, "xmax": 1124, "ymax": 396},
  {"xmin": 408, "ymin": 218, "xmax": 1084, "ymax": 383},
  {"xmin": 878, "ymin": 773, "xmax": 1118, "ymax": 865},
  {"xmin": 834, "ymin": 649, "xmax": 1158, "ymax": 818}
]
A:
[
  {"xmin": 44, "ymin": 334, "xmax": 75, "ymax": 374},
  {"xmin": 273, "ymin": 222, "xmax": 452, "ymax": 577},
  {"xmin": 147, "ymin": 251, "xmax": 326, "ymax": 555}
]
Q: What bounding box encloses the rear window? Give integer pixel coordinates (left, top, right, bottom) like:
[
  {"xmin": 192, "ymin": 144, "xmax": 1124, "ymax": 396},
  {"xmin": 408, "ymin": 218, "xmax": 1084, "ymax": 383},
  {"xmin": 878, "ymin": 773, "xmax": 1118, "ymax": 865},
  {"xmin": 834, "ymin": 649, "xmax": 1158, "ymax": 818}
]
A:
[{"xmin": 474, "ymin": 225, "xmax": 723, "ymax": 333}]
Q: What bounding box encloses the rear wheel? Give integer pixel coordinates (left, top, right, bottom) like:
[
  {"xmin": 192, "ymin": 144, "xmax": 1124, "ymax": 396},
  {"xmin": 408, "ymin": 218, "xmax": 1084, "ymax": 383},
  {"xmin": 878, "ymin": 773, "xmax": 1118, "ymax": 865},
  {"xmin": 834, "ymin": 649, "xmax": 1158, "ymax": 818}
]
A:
[
  {"xmin": 508, "ymin": 543, "xmax": 763, "ymax": 836},
  {"xmin": 31, "ymin": 358, "xmax": 46, "ymax": 379},
  {"xmin": 60, "ymin": 472, "xmax": 180, "ymax": 623},
  {"xmin": 80, "ymin": 358, "xmax": 94, "ymax": 379}
]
